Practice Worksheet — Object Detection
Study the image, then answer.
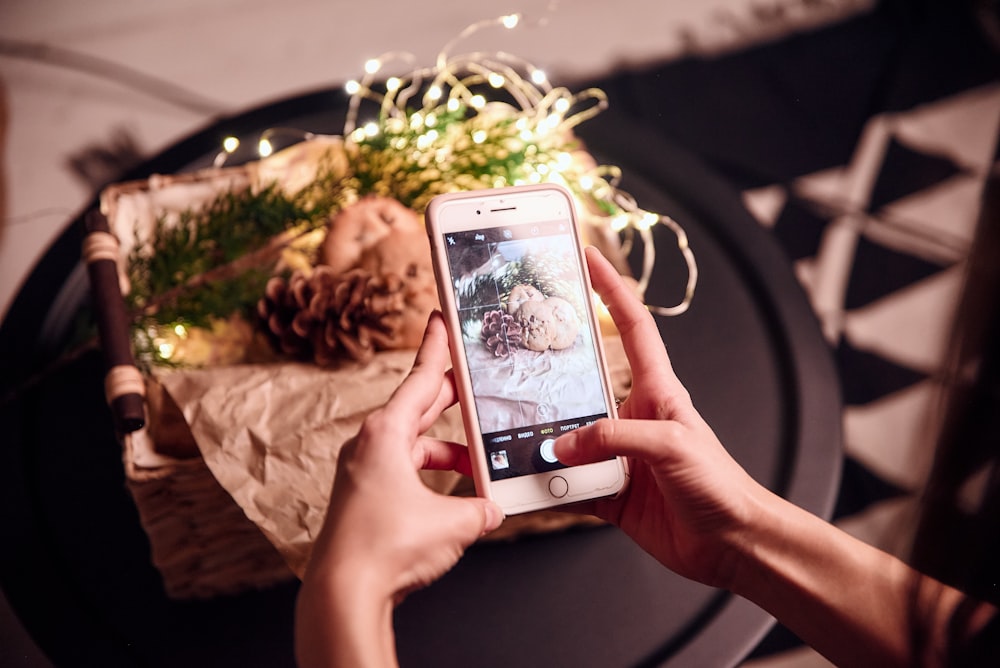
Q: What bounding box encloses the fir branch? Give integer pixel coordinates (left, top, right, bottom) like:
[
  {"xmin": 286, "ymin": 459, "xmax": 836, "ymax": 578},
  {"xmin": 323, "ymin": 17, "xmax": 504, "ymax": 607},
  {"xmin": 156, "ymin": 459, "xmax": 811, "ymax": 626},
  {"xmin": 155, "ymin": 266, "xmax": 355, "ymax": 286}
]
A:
[
  {"xmin": 138, "ymin": 227, "xmax": 301, "ymax": 318},
  {"xmin": 126, "ymin": 163, "xmax": 345, "ymax": 330}
]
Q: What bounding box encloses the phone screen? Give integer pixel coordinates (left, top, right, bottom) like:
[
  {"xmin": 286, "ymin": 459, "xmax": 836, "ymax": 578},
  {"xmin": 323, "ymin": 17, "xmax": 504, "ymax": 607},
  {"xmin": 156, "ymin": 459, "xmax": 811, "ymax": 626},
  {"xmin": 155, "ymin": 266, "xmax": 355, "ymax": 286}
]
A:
[{"xmin": 441, "ymin": 217, "xmax": 611, "ymax": 481}]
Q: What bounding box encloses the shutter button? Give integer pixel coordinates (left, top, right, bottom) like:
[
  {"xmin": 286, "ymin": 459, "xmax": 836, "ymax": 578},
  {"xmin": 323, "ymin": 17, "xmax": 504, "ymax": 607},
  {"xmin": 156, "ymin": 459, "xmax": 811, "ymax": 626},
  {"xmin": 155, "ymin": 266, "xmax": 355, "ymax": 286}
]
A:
[{"xmin": 539, "ymin": 438, "xmax": 558, "ymax": 463}]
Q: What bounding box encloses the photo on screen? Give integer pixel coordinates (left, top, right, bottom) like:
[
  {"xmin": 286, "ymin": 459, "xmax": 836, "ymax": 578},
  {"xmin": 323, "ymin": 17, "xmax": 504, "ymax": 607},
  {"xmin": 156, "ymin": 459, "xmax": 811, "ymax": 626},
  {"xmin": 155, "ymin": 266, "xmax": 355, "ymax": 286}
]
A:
[{"xmin": 444, "ymin": 225, "xmax": 609, "ymax": 437}]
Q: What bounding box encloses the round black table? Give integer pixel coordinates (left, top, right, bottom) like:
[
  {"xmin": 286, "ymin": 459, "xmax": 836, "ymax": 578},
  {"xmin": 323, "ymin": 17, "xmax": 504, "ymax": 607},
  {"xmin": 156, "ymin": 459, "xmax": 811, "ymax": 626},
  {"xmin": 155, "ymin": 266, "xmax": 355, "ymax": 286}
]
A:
[{"xmin": 0, "ymin": 88, "xmax": 841, "ymax": 667}]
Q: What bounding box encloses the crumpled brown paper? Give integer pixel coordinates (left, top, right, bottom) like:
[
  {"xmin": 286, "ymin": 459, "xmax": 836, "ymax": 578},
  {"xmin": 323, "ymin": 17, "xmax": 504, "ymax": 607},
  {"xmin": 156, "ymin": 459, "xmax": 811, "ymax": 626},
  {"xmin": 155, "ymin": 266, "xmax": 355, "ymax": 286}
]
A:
[{"xmin": 156, "ymin": 336, "xmax": 631, "ymax": 578}]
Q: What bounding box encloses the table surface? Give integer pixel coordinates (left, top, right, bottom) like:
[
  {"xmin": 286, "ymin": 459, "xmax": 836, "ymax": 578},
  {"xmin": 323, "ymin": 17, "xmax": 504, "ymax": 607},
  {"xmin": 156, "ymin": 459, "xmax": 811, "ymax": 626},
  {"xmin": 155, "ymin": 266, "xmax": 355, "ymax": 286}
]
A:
[{"xmin": 0, "ymin": 88, "xmax": 842, "ymax": 667}]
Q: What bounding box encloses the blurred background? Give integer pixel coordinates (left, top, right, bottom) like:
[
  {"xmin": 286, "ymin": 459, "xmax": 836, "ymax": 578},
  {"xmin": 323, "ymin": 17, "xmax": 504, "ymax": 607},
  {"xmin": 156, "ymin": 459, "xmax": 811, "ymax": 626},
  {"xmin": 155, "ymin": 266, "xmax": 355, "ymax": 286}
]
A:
[
  {"xmin": 0, "ymin": 0, "xmax": 883, "ymax": 319},
  {"xmin": 2, "ymin": 0, "xmax": 997, "ymax": 665}
]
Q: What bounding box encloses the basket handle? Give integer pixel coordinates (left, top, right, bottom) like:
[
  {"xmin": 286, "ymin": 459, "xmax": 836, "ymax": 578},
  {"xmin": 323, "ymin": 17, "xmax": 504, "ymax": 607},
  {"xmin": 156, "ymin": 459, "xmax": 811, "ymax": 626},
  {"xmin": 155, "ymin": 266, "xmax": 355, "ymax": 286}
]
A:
[{"xmin": 83, "ymin": 209, "xmax": 146, "ymax": 434}]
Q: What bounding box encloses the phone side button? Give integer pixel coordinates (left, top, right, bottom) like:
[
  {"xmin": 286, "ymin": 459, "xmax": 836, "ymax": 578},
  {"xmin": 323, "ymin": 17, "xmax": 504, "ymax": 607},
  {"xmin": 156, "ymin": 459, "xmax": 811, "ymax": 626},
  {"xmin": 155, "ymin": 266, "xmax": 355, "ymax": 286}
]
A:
[{"xmin": 548, "ymin": 475, "xmax": 569, "ymax": 498}]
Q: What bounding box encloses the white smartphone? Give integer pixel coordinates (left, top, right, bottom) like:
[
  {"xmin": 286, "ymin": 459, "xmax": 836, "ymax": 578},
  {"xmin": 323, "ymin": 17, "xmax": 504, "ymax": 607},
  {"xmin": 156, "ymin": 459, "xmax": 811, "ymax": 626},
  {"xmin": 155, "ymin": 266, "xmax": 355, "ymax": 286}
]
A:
[{"xmin": 425, "ymin": 184, "xmax": 629, "ymax": 515}]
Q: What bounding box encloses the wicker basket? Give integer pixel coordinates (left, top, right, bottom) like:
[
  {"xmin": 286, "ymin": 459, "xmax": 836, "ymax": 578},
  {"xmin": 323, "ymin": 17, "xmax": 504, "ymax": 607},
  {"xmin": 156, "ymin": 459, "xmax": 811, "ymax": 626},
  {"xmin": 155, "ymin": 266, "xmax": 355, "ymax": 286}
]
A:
[
  {"xmin": 90, "ymin": 139, "xmax": 628, "ymax": 600},
  {"xmin": 96, "ymin": 159, "xmax": 296, "ymax": 599},
  {"xmin": 123, "ymin": 430, "xmax": 295, "ymax": 599}
]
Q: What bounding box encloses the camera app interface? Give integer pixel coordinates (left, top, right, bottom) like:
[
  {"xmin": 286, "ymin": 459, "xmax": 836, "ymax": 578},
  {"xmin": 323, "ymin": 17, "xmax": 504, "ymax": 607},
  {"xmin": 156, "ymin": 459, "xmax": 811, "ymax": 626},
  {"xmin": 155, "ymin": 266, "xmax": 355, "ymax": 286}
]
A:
[{"xmin": 443, "ymin": 219, "xmax": 610, "ymax": 480}]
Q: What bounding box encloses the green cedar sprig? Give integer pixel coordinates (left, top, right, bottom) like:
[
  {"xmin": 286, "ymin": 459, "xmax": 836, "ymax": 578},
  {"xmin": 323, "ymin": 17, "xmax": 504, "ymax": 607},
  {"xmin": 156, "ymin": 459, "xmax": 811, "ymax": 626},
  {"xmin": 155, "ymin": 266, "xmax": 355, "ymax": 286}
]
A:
[{"xmin": 126, "ymin": 162, "xmax": 345, "ymax": 335}]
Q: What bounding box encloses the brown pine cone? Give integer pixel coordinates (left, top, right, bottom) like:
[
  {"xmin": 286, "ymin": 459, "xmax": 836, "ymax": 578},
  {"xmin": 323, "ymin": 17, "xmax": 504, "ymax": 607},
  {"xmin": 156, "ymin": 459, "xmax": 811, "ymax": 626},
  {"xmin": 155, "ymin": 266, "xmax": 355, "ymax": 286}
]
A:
[
  {"xmin": 257, "ymin": 266, "xmax": 407, "ymax": 365},
  {"xmin": 481, "ymin": 309, "xmax": 522, "ymax": 358}
]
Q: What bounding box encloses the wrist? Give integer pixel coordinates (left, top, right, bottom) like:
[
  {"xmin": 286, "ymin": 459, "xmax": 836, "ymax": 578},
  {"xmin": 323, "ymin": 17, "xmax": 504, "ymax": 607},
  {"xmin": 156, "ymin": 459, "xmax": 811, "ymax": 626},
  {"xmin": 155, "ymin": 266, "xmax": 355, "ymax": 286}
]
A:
[
  {"xmin": 723, "ymin": 490, "xmax": 915, "ymax": 666},
  {"xmin": 723, "ymin": 488, "xmax": 859, "ymax": 603},
  {"xmin": 297, "ymin": 558, "xmax": 397, "ymax": 667},
  {"xmin": 702, "ymin": 477, "xmax": 780, "ymax": 593}
]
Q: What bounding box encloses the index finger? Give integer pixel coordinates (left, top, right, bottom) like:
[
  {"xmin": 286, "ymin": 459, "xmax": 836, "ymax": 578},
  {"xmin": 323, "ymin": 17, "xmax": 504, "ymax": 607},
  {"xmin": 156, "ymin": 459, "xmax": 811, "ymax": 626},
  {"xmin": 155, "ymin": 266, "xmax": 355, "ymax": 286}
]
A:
[{"xmin": 585, "ymin": 247, "xmax": 683, "ymax": 389}]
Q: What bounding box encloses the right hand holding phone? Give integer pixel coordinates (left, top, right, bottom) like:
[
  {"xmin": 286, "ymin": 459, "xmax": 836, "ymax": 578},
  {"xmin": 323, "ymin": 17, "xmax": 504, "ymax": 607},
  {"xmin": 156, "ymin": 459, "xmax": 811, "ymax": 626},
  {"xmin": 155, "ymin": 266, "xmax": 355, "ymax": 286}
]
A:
[{"xmin": 554, "ymin": 247, "xmax": 771, "ymax": 591}]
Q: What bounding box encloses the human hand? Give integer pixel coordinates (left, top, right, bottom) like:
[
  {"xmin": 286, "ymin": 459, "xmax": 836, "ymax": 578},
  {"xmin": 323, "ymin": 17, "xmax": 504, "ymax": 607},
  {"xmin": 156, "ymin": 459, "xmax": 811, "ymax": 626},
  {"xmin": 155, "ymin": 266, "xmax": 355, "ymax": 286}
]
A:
[
  {"xmin": 553, "ymin": 247, "xmax": 768, "ymax": 590},
  {"xmin": 296, "ymin": 312, "xmax": 503, "ymax": 666},
  {"xmin": 558, "ymin": 251, "xmax": 999, "ymax": 667}
]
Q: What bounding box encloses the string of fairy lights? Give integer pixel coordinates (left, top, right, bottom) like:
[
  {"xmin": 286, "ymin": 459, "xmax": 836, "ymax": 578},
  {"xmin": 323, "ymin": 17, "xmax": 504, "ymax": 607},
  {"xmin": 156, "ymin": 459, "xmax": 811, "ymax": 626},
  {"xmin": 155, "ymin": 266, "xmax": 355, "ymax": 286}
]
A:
[{"xmin": 215, "ymin": 13, "xmax": 697, "ymax": 317}]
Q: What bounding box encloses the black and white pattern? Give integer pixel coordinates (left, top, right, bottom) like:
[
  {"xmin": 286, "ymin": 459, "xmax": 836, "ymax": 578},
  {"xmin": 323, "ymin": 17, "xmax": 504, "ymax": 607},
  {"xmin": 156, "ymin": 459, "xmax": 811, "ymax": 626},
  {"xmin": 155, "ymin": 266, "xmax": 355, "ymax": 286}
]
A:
[
  {"xmin": 741, "ymin": 81, "xmax": 1000, "ymax": 668},
  {"xmin": 592, "ymin": 6, "xmax": 1000, "ymax": 660}
]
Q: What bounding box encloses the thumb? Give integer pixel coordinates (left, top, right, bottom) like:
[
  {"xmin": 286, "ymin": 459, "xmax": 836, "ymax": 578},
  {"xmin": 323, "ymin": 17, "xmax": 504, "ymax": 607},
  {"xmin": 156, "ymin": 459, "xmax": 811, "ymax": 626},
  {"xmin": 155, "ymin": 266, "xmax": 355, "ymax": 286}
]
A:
[
  {"xmin": 554, "ymin": 418, "xmax": 679, "ymax": 467},
  {"xmin": 478, "ymin": 498, "xmax": 505, "ymax": 536},
  {"xmin": 458, "ymin": 497, "xmax": 505, "ymax": 538}
]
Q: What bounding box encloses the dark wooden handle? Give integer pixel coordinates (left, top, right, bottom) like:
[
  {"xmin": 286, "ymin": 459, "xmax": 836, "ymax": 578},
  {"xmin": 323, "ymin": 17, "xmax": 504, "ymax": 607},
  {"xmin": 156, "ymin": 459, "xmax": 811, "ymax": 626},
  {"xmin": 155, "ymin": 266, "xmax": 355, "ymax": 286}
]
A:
[{"xmin": 83, "ymin": 209, "xmax": 145, "ymax": 434}]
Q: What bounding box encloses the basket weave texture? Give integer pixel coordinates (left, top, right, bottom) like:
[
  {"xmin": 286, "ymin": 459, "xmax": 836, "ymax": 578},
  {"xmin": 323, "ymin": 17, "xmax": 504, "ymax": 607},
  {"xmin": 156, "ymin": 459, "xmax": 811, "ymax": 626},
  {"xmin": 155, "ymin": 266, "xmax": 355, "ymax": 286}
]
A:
[
  {"xmin": 123, "ymin": 432, "xmax": 295, "ymax": 599},
  {"xmin": 97, "ymin": 146, "xmax": 629, "ymax": 599}
]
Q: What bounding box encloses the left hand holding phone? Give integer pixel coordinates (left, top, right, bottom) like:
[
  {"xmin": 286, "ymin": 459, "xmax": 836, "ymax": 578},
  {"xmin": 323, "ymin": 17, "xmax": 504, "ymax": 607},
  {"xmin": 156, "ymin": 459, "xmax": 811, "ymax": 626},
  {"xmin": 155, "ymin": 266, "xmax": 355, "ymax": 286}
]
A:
[{"xmin": 295, "ymin": 311, "xmax": 504, "ymax": 668}]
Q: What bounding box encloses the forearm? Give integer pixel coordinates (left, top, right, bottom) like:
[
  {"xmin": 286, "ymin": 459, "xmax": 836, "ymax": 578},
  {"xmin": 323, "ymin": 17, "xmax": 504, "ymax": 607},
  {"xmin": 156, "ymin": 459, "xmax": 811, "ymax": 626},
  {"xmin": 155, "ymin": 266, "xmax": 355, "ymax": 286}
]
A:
[
  {"xmin": 728, "ymin": 489, "xmax": 968, "ymax": 667},
  {"xmin": 295, "ymin": 565, "xmax": 398, "ymax": 668}
]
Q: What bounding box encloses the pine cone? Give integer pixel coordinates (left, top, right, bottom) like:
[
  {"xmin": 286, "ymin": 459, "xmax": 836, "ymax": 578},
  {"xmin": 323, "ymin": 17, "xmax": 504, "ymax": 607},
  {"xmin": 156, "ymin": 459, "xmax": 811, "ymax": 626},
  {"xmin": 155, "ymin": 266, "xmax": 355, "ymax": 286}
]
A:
[
  {"xmin": 481, "ymin": 309, "xmax": 522, "ymax": 358},
  {"xmin": 257, "ymin": 266, "xmax": 406, "ymax": 365}
]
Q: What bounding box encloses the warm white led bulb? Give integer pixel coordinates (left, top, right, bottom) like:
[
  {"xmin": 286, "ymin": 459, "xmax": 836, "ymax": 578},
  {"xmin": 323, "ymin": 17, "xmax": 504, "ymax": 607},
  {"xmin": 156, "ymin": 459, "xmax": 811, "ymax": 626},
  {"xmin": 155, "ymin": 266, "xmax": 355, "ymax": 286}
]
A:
[
  {"xmin": 258, "ymin": 138, "xmax": 273, "ymax": 157},
  {"xmin": 386, "ymin": 77, "xmax": 401, "ymax": 92},
  {"xmin": 502, "ymin": 14, "xmax": 519, "ymax": 29},
  {"xmin": 541, "ymin": 114, "xmax": 560, "ymax": 132},
  {"xmin": 345, "ymin": 80, "xmax": 361, "ymax": 95},
  {"xmin": 427, "ymin": 85, "xmax": 443, "ymax": 101},
  {"xmin": 222, "ymin": 136, "xmax": 240, "ymax": 153},
  {"xmin": 365, "ymin": 59, "xmax": 381, "ymax": 74},
  {"xmin": 469, "ymin": 94, "xmax": 486, "ymax": 109},
  {"xmin": 639, "ymin": 212, "xmax": 659, "ymax": 229},
  {"xmin": 417, "ymin": 129, "xmax": 439, "ymax": 150},
  {"xmin": 488, "ymin": 72, "xmax": 505, "ymax": 88},
  {"xmin": 531, "ymin": 69, "xmax": 547, "ymax": 85}
]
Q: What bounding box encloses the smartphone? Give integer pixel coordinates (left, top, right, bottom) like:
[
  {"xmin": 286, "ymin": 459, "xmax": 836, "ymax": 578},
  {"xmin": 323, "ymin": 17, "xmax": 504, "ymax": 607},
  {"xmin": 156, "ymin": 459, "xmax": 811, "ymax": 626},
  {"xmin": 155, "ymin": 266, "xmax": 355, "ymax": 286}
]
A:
[{"xmin": 425, "ymin": 184, "xmax": 629, "ymax": 515}]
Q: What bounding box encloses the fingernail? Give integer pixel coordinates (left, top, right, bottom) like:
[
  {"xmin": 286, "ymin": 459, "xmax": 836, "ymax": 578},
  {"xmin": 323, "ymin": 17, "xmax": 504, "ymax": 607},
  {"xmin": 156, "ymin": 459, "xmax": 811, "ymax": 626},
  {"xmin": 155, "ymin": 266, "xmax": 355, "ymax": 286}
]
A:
[{"xmin": 483, "ymin": 502, "xmax": 504, "ymax": 534}]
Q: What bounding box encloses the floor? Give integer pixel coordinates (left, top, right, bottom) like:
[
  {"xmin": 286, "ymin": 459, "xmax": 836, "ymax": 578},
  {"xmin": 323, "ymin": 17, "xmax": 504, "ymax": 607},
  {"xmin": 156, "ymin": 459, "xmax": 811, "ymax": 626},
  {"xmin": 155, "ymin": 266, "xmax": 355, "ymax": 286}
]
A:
[
  {"xmin": 741, "ymin": 79, "xmax": 1000, "ymax": 668},
  {"xmin": 596, "ymin": 6, "xmax": 999, "ymax": 664},
  {"xmin": 2, "ymin": 1, "xmax": 998, "ymax": 666}
]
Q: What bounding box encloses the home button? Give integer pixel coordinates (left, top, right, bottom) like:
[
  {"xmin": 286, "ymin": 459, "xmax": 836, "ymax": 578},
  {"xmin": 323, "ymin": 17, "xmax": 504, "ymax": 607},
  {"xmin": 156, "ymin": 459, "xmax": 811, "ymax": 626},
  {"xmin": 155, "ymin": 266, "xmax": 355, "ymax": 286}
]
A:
[{"xmin": 548, "ymin": 475, "xmax": 569, "ymax": 498}]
